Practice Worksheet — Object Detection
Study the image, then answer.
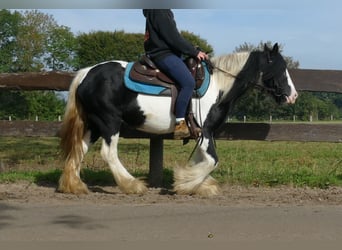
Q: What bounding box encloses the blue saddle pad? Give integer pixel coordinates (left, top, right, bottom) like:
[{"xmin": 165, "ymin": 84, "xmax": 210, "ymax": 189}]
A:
[{"xmin": 124, "ymin": 62, "xmax": 210, "ymax": 97}]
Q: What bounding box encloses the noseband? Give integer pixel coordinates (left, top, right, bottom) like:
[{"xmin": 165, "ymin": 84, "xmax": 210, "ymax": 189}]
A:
[{"xmin": 254, "ymin": 77, "xmax": 282, "ymax": 96}]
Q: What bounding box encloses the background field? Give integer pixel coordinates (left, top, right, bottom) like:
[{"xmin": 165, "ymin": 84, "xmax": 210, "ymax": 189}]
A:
[{"xmin": 0, "ymin": 137, "xmax": 341, "ymax": 189}]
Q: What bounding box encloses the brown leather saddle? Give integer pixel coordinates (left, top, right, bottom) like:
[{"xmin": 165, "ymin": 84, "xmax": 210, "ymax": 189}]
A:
[{"xmin": 129, "ymin": 55, "xmax": 206, "ymax": 90}]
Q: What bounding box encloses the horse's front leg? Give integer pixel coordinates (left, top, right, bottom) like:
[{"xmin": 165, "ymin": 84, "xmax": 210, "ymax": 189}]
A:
[
  {"xmin": 101, "ymin": 133, "xmax": 148, "ymax": 194},
  {"xmin": 173, "ymin": 133, "xmax": 220, "ymax": 196}
]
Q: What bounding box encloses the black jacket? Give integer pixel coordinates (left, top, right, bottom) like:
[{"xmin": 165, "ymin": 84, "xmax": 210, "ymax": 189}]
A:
[{"xmin": 143, "ymin": 9, "xmax": 199, "ymax": 61}]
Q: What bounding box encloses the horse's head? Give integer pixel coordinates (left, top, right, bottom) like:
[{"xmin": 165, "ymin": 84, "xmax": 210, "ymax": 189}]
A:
[{"xmin": 259, "ymin": 43, "xmax": 298, "ymax": 104}]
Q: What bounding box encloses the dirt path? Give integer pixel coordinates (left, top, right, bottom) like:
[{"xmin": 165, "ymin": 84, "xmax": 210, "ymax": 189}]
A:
[{"xmin": 1, "ymin": 182, "xmax": 342, "ymax": 243}]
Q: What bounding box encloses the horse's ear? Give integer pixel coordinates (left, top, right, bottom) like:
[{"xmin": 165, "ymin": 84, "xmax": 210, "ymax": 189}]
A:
[
  {"xmin": 264, "ymin": 43, "xmax": 271, "ymax": 52},
  {"xmin": 272, "ymin": 43, "xmax": 279, "ymax": 53}
]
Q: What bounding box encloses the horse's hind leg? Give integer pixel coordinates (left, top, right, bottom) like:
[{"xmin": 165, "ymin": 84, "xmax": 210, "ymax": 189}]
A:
[
  {"xmin": 101, "ymin": 133, "xmax": 148, "ymax": 194},
  {"xmin": 58, "ymin": 131, "xmax": 91, "ymax": 194}
]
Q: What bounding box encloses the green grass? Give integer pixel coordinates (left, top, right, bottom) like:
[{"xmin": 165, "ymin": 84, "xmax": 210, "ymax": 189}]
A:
[
  {"xmin": 0, "ymin": 137, "xmax": 341, "ymax": 189},
  {"xmin": 214, "ymin": 140, "xmax": 342, "ymax": 188}
]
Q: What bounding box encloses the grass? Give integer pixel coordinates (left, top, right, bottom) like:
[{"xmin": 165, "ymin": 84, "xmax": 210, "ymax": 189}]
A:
[
  {"xmin": 214, "ymin": 140, "xmax": 342, "ymax": 188},
  {"xmin": 0, "ymin": 137, "xmax": 341, "ymax": 189}
]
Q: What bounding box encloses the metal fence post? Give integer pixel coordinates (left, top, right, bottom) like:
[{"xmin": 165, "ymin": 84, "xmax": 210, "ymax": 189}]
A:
[{"xmin": 148, "ymin": 137, "xmax": 164, "ymax": 187}]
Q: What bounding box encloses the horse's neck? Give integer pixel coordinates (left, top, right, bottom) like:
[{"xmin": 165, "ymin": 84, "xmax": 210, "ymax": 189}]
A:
[{"xmin": 199, "ymin": 52, "xmax": 262, "ymax": 132}]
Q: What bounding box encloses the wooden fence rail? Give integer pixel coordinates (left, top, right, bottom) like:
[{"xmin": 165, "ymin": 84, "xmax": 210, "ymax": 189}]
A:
[
  {"xmin": 1, "ymin": 69, "xmax": 342, "ymax": 93},
  {"xmin": 0, "ymin": 69, "xmax": 342, "ymax": 186}
]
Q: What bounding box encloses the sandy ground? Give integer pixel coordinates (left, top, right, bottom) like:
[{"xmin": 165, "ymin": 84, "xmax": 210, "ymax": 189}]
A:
[
  {"xmin": 1, "ymin": 181, "xmax": 342, "ymax": 207},
  {"xmin": 1, "ymin": 182, "xmax": 342, "ymax": 246}
]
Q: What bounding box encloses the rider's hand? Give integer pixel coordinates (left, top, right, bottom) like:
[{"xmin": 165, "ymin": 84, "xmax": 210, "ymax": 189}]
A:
[{"xmin": 196, "ymin": 51, "xmax": 208, "ymax": 61}]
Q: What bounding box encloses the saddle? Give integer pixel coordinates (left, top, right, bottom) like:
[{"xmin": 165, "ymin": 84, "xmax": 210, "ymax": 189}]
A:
[{"xmin": 129, "ymin": 55, "xmax": 206, "ymax": 90}]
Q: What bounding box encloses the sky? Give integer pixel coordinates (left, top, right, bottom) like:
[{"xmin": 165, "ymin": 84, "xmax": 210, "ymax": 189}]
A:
[{"xmin": 5, "ymin": 0, "xmax": 342, "ymax": 70}]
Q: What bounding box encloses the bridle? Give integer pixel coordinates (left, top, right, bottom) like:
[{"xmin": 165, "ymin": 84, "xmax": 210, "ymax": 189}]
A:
[
  {"xmin": 254, "ymin": 73, "xmax": 280, "ymax": 95},
  {"xmin": 207, "ymin": 60, "xmax": 275, "ymax": 93},
  {"xmin": 206, "ymin": 57, "xmax": 287, "ymax": 98},
  {"xmin": 192, "ymin": 57, "xmax": 286, "ymax": 150}
]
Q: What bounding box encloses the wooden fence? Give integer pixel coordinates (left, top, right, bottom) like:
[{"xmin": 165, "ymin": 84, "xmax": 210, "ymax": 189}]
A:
[
  {"xmin": 0, "ymin": 69, "xmax": 342, "ymax": 186},
  {"xmin": 1, "ymin": 69, "xmax": 342, "ymax": 92}
]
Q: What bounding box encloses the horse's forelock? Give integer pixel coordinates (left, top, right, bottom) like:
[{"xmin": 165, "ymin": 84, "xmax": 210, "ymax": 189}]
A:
[{"xmin": 262, "ymin": 54, "xmax": 287, "ymax": 80}]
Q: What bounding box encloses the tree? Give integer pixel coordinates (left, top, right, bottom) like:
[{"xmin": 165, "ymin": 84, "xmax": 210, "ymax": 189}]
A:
[
  {"xmin": 44, "ymin": 25, "xmax": 78, "ymax": 71},
  {"xmin": 11, "ymin": 10, "xmax": 78, "ymax": 72},
  {"xmin": 0, "ymin": 10, "xmax": 21, "ymax": 73},
  {"xmin": 13, "ymin": 10, "xmax": 58, "ymax": 72},
  {"xmin": 0, "ymin": 91, "xmax": 27, "ymax": 120},
  {"xmin": 0, "ymin": 10, "xmax": 72, "ymax": 121},
  {"xmin": 181, "ymin": 31, "xmax": 214, "ymax": 55},
  {"xmin": 24, "ymin": 91, "xmax": 65, "ymax": 120},
  {"xmin": 76, "ymin": 30, "xmax": 145, "ymax": 67},
  {"xmin": 305, "ymin": 92, "xmax": 341, "ymax": 120},
  {"xmin": 0, "ymin": 90, "xmax": 65, "ymax": 121},
  {"xmin": 76, "ymin": 30, "xmax": 214, "ymax": 68},
  {"xmin": 234, "ymin": 41, "xmax": 299, "ymax": 68}
]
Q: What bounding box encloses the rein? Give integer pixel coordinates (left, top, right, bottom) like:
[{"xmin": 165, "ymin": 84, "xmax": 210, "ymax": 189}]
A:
[
  {"xmin": 212, "ymin": 65, "xmax": 238, "ymax": 79},
  {"xmin": 215, "ymin": 67, "xmax": 238, "ymax": 78},
  {"xmin": 213, "ymin": 62, "xmax": 283, "ymax": 98},
  {"xmin": 212, "ymin": 61, "xmax": 268, "ymax": 93},
  {"xmin": 204, "ymin": 59, "xmax": 238, "ymax": 78}
]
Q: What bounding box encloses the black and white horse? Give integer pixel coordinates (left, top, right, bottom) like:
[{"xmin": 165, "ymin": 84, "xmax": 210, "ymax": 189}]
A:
[{"xmin": 58, "ymin": 44, "xmax": 298, "ymax": 196}]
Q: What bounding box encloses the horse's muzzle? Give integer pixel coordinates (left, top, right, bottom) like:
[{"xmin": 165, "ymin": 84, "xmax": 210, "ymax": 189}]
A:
[{"xmin": 286, "ymin": 91, "xmax": 298, "ymax": 104}]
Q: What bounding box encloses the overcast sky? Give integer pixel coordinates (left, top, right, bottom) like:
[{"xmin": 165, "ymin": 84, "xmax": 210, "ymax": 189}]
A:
[{"xmin": 5, "ymin": 0, "xmax": 342, "ymax": 70}]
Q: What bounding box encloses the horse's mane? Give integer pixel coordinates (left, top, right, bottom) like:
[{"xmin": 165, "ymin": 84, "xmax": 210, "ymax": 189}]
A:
[
  {"xmin": 211, "ymin": 52, "xmax": 250, "ymax": 92},
  {"xmin": 211, "ymin": 52, "xmax": 250, "ymax": 74}
]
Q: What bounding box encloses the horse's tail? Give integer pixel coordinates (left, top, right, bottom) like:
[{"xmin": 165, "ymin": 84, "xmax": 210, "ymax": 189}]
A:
[{"xmin": 59, "ymin": 68, "xmax": 89, "ymax": 166}]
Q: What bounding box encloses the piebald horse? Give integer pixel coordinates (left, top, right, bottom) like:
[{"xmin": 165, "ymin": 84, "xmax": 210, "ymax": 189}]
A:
[{"xmin": 58, "ymin": 43, "xmax": 298, "ymax": 196}]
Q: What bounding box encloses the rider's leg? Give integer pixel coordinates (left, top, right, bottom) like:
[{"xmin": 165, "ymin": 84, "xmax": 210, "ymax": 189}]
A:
[{"xmin": 154, "ymin": 54, "xmax": 195, "ymax": 138}]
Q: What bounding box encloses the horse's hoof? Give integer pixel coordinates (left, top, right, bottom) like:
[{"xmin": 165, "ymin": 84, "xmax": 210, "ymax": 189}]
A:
[
  {"xmin": 195, "ymin": 177, "xmax": 221, "ymax": 197},
  {"xmin": 57, "ymin": 179, "xmax": 89, "ymax": 195},
  {"xmin": 174, "ymin": 176, "xmax": 220, "ymax": 197},
  {"xmin": 120, "ymin": 178, "xmax": 148, "ymax": 195}
]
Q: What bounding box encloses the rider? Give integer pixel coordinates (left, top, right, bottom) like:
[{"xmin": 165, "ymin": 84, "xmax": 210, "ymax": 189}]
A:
[{"xmin": 142, "ymin": 9, "xmax": 208, "ymax": 139}]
